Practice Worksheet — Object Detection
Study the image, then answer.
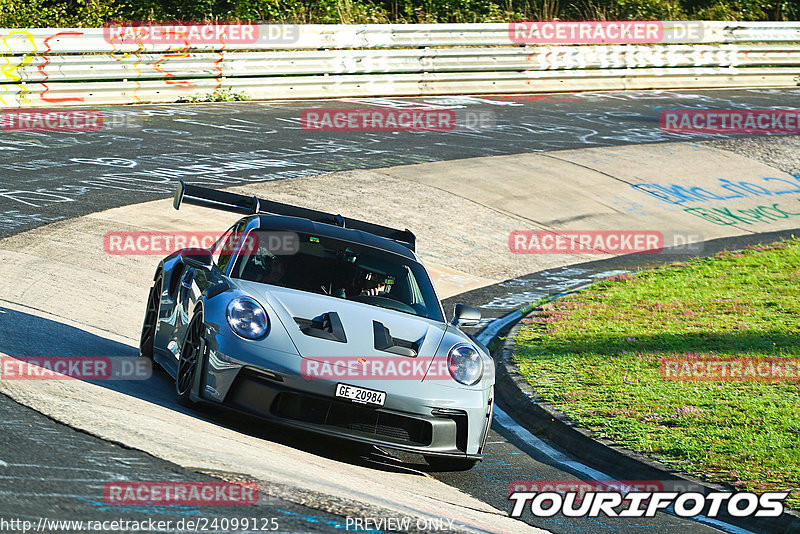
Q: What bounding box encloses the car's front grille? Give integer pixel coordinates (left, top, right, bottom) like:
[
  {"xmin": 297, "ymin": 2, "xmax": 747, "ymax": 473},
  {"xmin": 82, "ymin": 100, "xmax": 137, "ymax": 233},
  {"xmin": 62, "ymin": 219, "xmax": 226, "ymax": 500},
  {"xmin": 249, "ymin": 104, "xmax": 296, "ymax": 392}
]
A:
[{"xmin": 272, "ymin": 392, "xmax": 432, "ymax": 445}]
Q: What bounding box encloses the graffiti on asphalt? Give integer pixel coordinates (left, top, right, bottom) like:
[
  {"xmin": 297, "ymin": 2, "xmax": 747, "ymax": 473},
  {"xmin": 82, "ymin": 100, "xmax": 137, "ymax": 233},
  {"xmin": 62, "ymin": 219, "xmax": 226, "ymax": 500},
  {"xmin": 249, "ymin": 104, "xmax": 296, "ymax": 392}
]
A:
[
  {"xmin": 3, "ymin": 89, "xmax": 800, "ymax": 237},
  {"xmin": 633, "ymin": 176, "xmax": 800, "ymax": 205},
  {"xmin": 684, "ymin": 199, "xmax": 800, "ymax": 226}
]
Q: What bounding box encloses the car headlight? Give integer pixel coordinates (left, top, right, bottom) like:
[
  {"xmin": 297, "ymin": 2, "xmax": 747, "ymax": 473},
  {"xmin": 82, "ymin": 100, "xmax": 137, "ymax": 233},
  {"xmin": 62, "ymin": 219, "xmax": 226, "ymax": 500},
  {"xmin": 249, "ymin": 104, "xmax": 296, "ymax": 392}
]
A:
[
  {"xmin": 447, "ymin": 343, "xmax": 483, "ymax": 386},
  {"xmin": 227, "ymin": 297, "xmax": 269, "ymax": 340}
]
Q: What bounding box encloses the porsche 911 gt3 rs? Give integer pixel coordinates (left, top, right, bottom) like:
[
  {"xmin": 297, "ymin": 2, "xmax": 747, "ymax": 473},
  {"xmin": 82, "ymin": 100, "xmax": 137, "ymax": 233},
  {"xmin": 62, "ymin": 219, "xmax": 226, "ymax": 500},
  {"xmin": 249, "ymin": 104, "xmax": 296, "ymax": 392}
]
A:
[{"xmin": 139, "ymin": 182, "xmax": 495, "ymax": 470}]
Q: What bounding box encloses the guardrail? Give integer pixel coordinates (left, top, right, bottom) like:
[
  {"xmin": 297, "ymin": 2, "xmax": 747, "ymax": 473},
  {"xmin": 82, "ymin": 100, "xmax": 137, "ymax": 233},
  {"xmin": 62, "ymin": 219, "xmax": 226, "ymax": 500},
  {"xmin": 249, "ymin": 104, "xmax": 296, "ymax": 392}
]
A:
[{"xmin": 1, "ymin": 22, "xmax": 799, "ymax": 107}]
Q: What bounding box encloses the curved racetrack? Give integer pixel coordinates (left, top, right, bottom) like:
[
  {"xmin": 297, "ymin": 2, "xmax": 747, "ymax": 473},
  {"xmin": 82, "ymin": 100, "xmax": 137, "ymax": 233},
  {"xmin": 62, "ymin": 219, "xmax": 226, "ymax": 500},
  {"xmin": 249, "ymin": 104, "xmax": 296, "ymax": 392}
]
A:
[{"xmin": 2, "ymin": 89, "xmax": 800, "ymax": 534}]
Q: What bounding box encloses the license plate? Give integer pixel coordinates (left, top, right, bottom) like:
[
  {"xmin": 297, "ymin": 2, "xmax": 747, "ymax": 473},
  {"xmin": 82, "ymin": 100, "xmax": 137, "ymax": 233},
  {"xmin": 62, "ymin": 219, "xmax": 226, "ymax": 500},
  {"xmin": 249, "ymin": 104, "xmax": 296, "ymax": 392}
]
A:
[{"xmin": 335, "ymin": 383, "xmax": 386, "ymax": 407}]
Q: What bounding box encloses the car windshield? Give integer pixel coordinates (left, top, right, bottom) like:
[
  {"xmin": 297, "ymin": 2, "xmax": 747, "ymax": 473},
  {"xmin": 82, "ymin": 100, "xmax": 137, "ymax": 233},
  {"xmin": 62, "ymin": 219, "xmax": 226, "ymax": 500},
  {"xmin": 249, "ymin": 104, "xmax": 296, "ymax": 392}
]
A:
[{"xmin": 230, "ymin": 230, "xmax": 444, "ymax": 322}]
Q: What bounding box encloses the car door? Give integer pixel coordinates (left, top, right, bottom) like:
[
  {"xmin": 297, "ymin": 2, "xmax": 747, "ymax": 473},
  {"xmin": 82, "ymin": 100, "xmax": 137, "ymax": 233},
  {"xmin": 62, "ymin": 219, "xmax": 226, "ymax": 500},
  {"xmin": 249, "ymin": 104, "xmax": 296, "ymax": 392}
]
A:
[{"xmin": 168, "ymin": 221, "xmax": 245, "ymax": 360}]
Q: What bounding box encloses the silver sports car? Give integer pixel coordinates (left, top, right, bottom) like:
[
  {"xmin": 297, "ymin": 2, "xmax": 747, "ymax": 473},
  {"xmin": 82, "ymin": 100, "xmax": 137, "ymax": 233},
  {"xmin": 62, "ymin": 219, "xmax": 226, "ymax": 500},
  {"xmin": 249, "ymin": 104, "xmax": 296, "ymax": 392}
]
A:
[{"xmin": 139, "ymin": 182, "xmax": 495, "ymax": 470}]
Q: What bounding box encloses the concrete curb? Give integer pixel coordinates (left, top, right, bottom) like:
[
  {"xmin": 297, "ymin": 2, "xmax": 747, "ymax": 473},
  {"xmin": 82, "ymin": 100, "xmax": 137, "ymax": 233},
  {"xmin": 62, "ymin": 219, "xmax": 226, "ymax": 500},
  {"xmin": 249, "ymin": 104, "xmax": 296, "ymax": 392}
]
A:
[{"xmin": 492, "ymin": 315, "xmax": 800, "ymax": 534}]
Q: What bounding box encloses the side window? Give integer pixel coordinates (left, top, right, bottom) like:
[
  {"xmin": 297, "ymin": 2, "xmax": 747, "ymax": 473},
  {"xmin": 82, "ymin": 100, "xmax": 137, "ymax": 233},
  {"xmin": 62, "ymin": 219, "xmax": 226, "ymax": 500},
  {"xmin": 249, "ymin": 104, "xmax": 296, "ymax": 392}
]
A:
[{"xmin": 213, "ymin": 222, "xmax": 245, "ymax": 274}]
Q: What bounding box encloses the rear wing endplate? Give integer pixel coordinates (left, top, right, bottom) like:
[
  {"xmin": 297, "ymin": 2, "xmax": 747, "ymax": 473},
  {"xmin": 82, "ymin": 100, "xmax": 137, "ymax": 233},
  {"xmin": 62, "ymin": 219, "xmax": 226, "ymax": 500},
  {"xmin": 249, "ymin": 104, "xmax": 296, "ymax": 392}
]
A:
[{"xmin": 173, "ymin": 181, "xmax": 416, "ymax": 251}]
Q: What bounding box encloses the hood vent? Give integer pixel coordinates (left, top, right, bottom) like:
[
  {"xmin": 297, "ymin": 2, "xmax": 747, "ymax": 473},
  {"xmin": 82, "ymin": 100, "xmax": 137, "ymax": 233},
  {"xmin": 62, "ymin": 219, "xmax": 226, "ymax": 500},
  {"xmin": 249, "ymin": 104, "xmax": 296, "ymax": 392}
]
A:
[
  {"xmin": 294, "ymin": 312, "xmax": 347, "ymax": 343},
  {"xmin": 373, "ymin": 321, "xmax": 419, "ymax": 357}
]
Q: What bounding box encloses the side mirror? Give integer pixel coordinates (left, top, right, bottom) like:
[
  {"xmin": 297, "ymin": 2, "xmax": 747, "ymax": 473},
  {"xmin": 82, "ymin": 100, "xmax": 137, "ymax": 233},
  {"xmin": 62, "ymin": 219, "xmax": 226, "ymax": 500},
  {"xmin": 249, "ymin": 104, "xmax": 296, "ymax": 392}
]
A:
[
  {"xmin": 181, "ymin": 248, "xmax": 213, "ymax": 270},
  {"xmin": 451, "ymin": 303, "xmax": 481, "ymax": 327}
]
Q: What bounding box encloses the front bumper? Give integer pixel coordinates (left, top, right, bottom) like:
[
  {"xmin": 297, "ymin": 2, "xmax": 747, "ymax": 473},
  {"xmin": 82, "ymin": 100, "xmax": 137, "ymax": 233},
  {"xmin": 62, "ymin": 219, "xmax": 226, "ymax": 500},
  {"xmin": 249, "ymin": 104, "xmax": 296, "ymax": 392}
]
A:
[
  {"xmin": 197, "ymin": 335, "xmax": 493, "ymax": 458},
  {"xmin": 224, "ymin": 368, "xmax": 488, "ymax": 458}
]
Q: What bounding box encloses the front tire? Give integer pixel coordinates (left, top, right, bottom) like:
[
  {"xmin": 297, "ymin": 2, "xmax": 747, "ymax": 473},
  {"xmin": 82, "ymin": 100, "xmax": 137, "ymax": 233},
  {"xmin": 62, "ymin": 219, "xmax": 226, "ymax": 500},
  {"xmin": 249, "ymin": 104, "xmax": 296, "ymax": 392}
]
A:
[
  {"xmin": 424, "ymin": 455, "xmax": 479, "ymax": 472},
  {"xmin": 139, "ymin": 275, "xmax": 162, "ymax": 360},
  {"xmin": 176, "ymin": 312, "xmax": 204, "ymax": 407}
]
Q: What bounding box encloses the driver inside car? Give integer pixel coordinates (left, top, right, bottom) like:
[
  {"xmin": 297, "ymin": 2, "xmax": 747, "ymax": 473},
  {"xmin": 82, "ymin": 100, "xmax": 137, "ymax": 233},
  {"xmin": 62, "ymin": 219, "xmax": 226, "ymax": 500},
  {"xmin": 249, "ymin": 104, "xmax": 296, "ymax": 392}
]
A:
[
  {"xmin": 361, "ymin": 280, "xmax": 387, "ymax": 296},
  {"xmin": 326, "ymin": 273, "xmax": 385, "ymax": 299},
  {"xmin": 359, "ymin": 271, "xmax": 393, "ymax": 297}
]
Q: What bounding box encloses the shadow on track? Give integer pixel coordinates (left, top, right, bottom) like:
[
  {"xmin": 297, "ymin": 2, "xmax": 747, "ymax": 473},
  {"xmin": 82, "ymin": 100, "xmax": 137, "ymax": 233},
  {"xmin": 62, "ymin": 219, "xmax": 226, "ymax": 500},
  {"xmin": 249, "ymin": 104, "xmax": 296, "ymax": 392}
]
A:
[{"xmin": 0, "ymin": 306, "xmax": 428, "ymax": 476}]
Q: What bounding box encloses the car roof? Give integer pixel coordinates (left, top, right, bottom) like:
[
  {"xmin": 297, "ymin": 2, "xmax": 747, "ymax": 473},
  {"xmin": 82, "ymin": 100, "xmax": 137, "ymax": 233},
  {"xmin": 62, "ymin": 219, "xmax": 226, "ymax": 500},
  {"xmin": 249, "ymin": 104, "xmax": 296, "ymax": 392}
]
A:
[{"xmin": 254, "ymin": 215, "xmax": 417, "ymax": 261}]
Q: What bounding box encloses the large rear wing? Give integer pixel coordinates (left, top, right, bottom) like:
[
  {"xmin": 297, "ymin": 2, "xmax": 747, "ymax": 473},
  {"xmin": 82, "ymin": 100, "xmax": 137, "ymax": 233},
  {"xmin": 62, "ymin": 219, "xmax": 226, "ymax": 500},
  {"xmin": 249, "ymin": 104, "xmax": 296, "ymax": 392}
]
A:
[{"xmin": 173, "ymin": 181, "xmax": 416, "ymax": 251}]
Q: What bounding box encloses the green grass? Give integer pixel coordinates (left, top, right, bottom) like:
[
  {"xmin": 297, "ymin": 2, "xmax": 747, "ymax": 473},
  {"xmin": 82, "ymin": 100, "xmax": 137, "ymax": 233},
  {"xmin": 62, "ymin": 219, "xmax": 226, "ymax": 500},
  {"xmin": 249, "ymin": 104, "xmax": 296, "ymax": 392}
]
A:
[
  {"xmin": 513, "ymin": 238, "xmax": 800, "ymax": 508},
  {"xmin": 2, "ymin": 0, "xmax": 798, "ymax": 28},
  {"xmin": 177, "ymin": 88, "xmax": 251, "ymax": 103}
]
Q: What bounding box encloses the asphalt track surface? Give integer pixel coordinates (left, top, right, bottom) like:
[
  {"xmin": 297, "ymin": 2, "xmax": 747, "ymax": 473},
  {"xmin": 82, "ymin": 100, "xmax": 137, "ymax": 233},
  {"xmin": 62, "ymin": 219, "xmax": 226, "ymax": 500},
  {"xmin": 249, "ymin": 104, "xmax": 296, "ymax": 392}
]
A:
[
  {"xmin": 3, "ymin": 88, "xmax": 800, "ymax": 239},
  {"xmin": 0, "ymin": 392, "xmax": 352, "ymax": 533},
  {"xmin": 2, "ymin": 88, "xmax": 800, "ymax": 534}
]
